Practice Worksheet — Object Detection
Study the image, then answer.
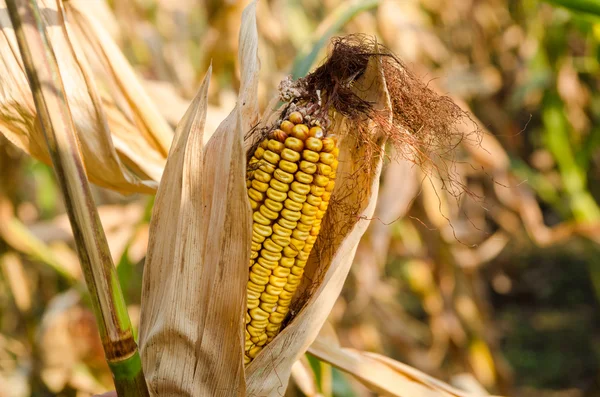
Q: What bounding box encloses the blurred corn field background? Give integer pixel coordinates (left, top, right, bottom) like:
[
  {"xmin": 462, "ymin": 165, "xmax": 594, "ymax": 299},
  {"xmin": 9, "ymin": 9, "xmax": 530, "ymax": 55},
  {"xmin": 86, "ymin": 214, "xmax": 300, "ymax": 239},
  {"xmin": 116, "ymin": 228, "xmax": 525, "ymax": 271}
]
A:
[{"xmin": 1, "ymin": 0, "xmax": 600, "ymax": 396}]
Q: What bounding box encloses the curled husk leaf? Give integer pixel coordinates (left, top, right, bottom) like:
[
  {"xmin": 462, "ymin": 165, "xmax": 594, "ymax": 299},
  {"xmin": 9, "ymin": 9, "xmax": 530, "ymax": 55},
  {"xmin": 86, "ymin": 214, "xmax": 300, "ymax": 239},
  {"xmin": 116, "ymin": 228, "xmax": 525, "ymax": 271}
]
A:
[
  {"xmin": 0, "ymin": 0, "xmax": 172, "ymax": 193},
  {"xmin": 138, "ymin": 2, "xmax": 259, "ymax": 395}
]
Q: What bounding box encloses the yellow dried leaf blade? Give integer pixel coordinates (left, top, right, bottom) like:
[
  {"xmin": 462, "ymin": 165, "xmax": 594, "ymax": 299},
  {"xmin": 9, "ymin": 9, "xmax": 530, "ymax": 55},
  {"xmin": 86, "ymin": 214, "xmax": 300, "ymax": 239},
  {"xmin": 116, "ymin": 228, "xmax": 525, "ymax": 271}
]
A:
[
  {"xmin": 65, "ymin": 0, "xmax": 174, "ymax": 156},
  {"xmin": 308, "ymin": 338, "xmax": 493, "ymax": 397},
  {"xmin": 0, "ymin": 0, "xmax": 160, "ymax": 194}
]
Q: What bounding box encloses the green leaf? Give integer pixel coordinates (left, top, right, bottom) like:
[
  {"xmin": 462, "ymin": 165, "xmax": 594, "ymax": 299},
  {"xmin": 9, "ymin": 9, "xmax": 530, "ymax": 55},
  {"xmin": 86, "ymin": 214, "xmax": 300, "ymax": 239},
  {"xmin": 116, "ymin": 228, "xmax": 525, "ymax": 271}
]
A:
[
  {"xmin": 543, "ymin": 0, "xmax": 600, "ymax": 17},
  {"xmin": 291, "ymin": 0, "xmax": 380, "ymax": 79}
]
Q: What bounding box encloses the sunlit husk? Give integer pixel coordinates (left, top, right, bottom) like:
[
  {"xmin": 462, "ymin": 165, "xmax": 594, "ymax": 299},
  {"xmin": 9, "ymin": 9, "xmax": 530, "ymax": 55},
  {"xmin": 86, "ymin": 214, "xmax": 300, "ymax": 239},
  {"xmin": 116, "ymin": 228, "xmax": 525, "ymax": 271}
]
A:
[
  {"xmin": 138, "ymin": 2, "xmax": 259, "ymax": 395},
  {"xmin": 0, "ymin": 0, "xmax": 171, "ymax": 194}
]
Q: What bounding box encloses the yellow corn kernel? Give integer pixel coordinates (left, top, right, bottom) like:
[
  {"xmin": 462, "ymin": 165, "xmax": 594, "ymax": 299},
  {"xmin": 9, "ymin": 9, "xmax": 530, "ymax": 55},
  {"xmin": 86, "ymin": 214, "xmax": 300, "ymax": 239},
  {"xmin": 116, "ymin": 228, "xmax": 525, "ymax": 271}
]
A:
[
  {"xmin": 260, "ymin": 292, "xmax": 279, "ymax": 304},
  {"xmin": 291, "ymin": 266, "xmax": 304, "ymax": 276},
  {"xmin": 289, "ymin": 112, "xmax": 303, "ymax": 124},
  {"xmin": 261, "ymin": 250, "xmax": 281, "ymax": 262},
  {"xmin": 278, "ymin": 217, "xmax": 297, "ymax": 229},
  {"xmin": 280, "ymin": 257, "xmax": 295, "ymax": 268},
  {"xmin": 248, "ymin": 188, "xmax": 264, "ymax": 202},
  {"xmin": 284, "ymin": 137, "xmax": 304, "ymax": 152},
  {"xmin": 310, "ymin": 185, "xmax": 325, "ymax": 196},
  {"xmin": 319, "ymin": 152, "xmax": 335, "ymax": 165},
  {"xmin": 252, "ymin": 211, "xmax": 271, "ymax": 226},
  {"xmin": 295, "ymin": 171, "xmax": 313, "ymax": 184},
  {"xmin": 253, "ymin": 223, "xmax": 272, "ymax": 238},
  {"xmin": 325, "ymin": 180, "xmax": 335, "ymax": 192},
  {"xmin": 247, "ymin": 281, "xmax": 265, "ymax": 293},
  {"xmin": 317, "ymin": 163, "xmax": 332, "ymax": 176},
  {"xmin": 248, "ymin": 346, "xmax": 263, "ymax": 358},
  {"xmin": 262, "ymin": 151, "xmax": 280, "ymax": 165},
  {"xmin": 280, "ymin": 120, "xmax": 294, "ymax": 133},
  {"xmin": 279, "ymin": 159, "xmax": 299, "ymax": 173},
  {"xmin": 289, "ymin": 238, "xmax": 306, "ymax": 250},
  {"xmin": 290, "ymin": 181, "xmax": 310, "ymax": 195},
  {"xmin": 271, "ymin": 234, "xmax": 291, "ymax": 247},
  {"xmin": 281, "ymin": 148, "xmax": 301, "ymax": 162},
  {"xmin": 259, "ymin": 161, "xmax": 276, "ymax": 174},
  {"xmin": 257, "ymin": 257, "xmax": 279, "ymax": 270},
  {"xmin": 291, "ymin": 124, "xmax": 309, "ymax": 140},
  {"xmin": 251, "ymin": 318, "xmax": 269, "ymax": 328},
  {"xmin": 305, "ymin": 194, "xmax": 321, "ymax": 207},
  {"xmin": 251, "ymin": 179, "xmax": 269, "ymax": 192},
  {"xmin": 272, "ymin": 267, "xmax": 291, "ymax": 278},
  {"xmin": 274, "ymin": 169, "xmax": 294, "ymax": 184},
  {"xmin": 259, "ymin": 205, "xmax": 279, "ymax": 220},
  {"xmin": 249, "ymin": 307, "xmax": 270, "ymax": 321},
  {"xmin": 247, "ymin": 298, "xmax": 259, "ymax": 309},
  {"xmin": 247, "ymin": 325, "xmax": 264, "ymax": 337},
  {"xmin": 267, "ymin": 139, "xmax": 285, "ymax": 153},
  {"xmin": 254, "ymin": 147, "xmax": 265, "ymax": 158},
  {"xmin": 253, "ymin": 169, "xmax": 271, "ymax": 183},
  {"xmin": 249, "ymin": 272, "xmax": 269, "ymax": 286},
  {"xmin": 281, "ymin": 209, "xmax": 301, "ymax": 222},
  {"xmin": 309, "ymin": 126, "xmax": 324, "ymax": 138},
  {"xmin": 269, "ymin": 312, "xmax": 286, "ymax": 324},
  {"xmin": 287, "ymin": 190, "xmax": 307, "ymax": 203},
  {"xmin": 273, "ymin": 223, "xmax": 292, "ymax": 237},
  {"xmin": 270, "ymin": 178, "xmax": 290, "ymax": 193},
  {"xmin": 266, "ymin": 187, "xmax": 287, "ymax": 202},
  {"xmin": 296, "ymin": 222, "xmax": 312, "ymax": 232},
  {"xmin": 302, "ymin": 150, "xmax": 320, "ymax": 163},
  {"xmin": 321, "ymin": 137, "xmax": 335, "ymax": 152},
  {"xmin": 301, "ymin": 202, "xmax": 318, "ymax": 216},
  {"xmin": 264, "ymin": 198, "xmax": 283, "ymax": 212},
  {"xmin": 305, "ymin": 137, "xmax": 323, "ymax": 152},
  {"xmin": 265, "ymin": 284, "xmax": 283, "ymax": 295},
  {"xmin": 263, "ymin": 239, "xmax": 283, "ymax": 253},
  {"xmin": 283, "ymin": 198, "xmax": 303, "ymax": 212},
  {"xmin": 282, "ymin": 245, "xmax": 300, "ymax": 258},
  {"xmin": 299, "ymin": 160, "xmax": 317, "ymax": 174}
]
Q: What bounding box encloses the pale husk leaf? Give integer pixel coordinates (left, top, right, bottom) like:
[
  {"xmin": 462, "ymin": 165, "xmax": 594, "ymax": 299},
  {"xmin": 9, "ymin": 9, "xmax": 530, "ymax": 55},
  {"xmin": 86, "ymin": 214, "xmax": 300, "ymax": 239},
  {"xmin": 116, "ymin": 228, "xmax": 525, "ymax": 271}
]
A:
[
  {"xmin": 246, "ymin": 44, "xmax": 391, "ymax": 395},
  {"xmin": 0, "ymin": 0, "xmax": 169, "ymax": 193},
  {"xmin": 138, "ymin": 3, "xmax": 259, "ymax": 395},
  {"xmin": 308, "ymin": 335, "xmax": 498, "ymax": 397}
]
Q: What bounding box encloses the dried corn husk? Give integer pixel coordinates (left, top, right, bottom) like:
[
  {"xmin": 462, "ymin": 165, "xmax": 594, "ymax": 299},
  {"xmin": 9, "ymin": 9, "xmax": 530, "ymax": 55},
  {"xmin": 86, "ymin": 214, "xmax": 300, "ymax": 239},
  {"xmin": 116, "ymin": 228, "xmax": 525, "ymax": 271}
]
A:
[
  {"xmin": 0, "ymin": 0, "xmax": 171, "ymax": 193},
  {"xmin": 138, "ymin": 2, "xmax": 258, "ymax": 394}
]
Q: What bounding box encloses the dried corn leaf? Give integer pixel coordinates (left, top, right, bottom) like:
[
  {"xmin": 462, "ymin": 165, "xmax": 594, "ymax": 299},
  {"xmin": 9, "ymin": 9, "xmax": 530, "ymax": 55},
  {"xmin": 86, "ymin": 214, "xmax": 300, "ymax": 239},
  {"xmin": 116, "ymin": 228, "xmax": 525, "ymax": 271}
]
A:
[
  {"xmin": 138, "ymin": 3, "xmax": 259, "ymax": 395},
  {"xmin": 245, "ymin": 42, "xmax": 391, "ymax": 396},
  {"xmin": 0, "ymin": 0, "xmax": 170, "ymax": 194},
  {"xmin": 308, "ymin": 335, "xmax": 497, "ymax": 397}
]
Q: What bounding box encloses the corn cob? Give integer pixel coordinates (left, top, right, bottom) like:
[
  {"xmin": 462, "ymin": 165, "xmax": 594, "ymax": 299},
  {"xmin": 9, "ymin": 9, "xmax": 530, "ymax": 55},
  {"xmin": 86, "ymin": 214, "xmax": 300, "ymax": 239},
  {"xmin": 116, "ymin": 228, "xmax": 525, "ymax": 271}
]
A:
[{"xmin": 244, "ymin": 111, "xmax": 339, "ymax": 364}]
